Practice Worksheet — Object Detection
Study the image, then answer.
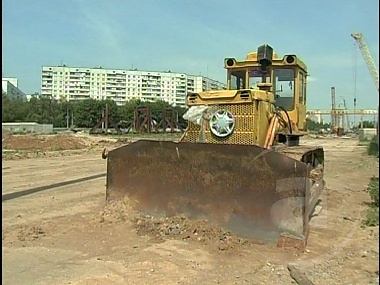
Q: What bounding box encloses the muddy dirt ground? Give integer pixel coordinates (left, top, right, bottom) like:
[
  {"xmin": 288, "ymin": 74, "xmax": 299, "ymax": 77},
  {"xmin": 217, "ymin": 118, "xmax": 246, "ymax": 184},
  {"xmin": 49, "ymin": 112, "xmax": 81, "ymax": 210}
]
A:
[{"xmin": 2, "ymin": 133, "xmax": 379, "ymax": 285}]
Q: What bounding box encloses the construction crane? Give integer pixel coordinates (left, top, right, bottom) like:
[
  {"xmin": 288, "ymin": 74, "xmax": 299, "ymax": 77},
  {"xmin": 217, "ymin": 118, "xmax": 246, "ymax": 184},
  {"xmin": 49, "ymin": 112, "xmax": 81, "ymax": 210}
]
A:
[
  {"xmin": 351, "ymin": 32, "xmax": 379, "ymax": 145},
  {"xmin": 351, "ymin": 32, "xmax": 379, "ymax": 91}
]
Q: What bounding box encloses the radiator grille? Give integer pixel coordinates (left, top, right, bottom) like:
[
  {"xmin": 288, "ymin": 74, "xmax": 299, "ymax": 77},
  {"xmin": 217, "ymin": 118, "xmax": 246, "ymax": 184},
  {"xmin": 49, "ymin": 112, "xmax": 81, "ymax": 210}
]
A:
[{"xmin": 183, "ymin": 103, "xmax": 256, "ymax": 145}]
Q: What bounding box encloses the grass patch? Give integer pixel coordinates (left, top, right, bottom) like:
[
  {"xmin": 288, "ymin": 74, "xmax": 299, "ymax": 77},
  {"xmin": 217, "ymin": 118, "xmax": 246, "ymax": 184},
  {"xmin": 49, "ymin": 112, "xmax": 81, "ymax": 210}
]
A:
[
  {"xmin": 365, "ymin": 176, "xmax": 379, "ymax": 226},
  {"xmin": 366, "ymin": 207, "xmax": 379, "ymax": 227},
  {"xmin": 358, "ymin": 140, "xmax": 370, "ymax": 146}
]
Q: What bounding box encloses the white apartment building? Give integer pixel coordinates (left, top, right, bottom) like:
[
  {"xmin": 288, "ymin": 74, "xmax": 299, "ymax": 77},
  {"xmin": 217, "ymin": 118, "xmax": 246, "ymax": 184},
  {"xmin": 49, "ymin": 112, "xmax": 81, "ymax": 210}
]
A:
[
  {"xmin": 41, "ymin": 66, "xmax": 226, "ymax": 107},
  {"xmin": 2, "ymin": 77, "xmax": 27, "ymax": 100}
]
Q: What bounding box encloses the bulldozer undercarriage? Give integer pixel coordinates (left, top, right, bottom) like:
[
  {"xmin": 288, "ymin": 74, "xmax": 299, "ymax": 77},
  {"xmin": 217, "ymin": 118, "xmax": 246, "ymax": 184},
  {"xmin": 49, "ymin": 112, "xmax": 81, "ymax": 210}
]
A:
[{"xmin": 105, "ymin": 140, "xmax": 324, "ymax": 250}]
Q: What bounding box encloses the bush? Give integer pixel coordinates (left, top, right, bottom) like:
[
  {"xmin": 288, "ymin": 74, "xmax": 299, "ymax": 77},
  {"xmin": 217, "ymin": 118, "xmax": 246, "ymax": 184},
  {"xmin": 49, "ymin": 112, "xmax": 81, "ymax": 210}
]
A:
[
  {"xmin": 366, "ymin": 207, "xmax": 379, "ymax": 226},
  {"xmin": 367, "ymin": 135, "xmax": 379, "ymax": 156},
  {"xmin": 365, "ymin": 176, "xmax": 379, "ymax": 226},
  {"xmin": 367, "ymin": 177, "xmax": 379, "ymax": 207}
]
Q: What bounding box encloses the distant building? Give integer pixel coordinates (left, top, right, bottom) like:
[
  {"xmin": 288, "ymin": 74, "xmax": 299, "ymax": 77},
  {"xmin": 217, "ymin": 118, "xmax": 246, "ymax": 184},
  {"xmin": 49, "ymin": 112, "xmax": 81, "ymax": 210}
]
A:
[
  {"xmin": 3, "ymin": 77, "xmax": 18, "ymax": 87},
  {"xmin": 41, "ymin": 66, "xmax": 226, "ymax": 107},
  {"xmin": 2, "ymin": 77, "xmax": 27, "ymax": 100}
]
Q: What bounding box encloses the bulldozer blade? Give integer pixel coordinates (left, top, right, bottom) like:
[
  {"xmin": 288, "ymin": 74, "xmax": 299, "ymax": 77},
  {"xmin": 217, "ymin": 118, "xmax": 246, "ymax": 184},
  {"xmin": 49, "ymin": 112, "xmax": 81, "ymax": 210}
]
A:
[{"xmin": 106, "ymin": 140, "xmax": 320, "ymax": 246}]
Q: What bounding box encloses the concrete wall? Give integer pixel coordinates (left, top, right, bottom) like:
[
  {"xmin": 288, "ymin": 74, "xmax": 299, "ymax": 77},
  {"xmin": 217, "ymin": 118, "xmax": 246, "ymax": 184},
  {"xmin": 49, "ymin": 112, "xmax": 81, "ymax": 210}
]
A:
[
  {"xmin": 358, "ymin": 128, "xmax": 377, "ymax": 141},
  {"xmin": 2, "ymin": 123, "xmax": 54, "ymax": 134}
]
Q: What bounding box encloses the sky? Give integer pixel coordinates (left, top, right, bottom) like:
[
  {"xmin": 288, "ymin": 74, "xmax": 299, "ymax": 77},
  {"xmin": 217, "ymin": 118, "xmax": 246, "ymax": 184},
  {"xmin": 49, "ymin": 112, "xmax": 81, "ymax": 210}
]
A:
[{"xmin": 2, "ymin": 0, "xmax": 379, "ymax": 111}]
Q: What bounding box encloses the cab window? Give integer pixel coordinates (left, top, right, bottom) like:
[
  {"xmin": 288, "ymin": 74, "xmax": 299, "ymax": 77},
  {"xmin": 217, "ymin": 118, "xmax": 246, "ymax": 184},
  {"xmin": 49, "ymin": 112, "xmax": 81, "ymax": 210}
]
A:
[
  {"xmin": 229, "ymin": 70, "xmax": 246, "ymax": 90},
  {"xmin": 248, "ymin": 68, "xmax": 270, "ymax": 89},
  {"xmin": 274, "ymin": 68, "xmax": 295, "ymax": 111}
]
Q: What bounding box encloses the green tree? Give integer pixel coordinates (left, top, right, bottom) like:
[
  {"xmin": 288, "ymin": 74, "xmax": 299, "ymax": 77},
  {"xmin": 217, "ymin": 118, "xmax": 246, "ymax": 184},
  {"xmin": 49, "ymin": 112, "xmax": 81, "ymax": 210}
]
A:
[
  {"xmin": 173, "ymin": 105, "xmax": 188, "ymax": 127},
  {"xmin": 72, "ymin": 99, "xmax": 103, "ymax": 128},
  {"xmin": 360, "ymin": 121, "xmax": 375, "ymax": 128},
  {"xmin": 148, "ymin": 99, "xmax": 173, "ymax": 122},
  {"xmin": 306, "ymin": 118, "xmax": 330, "ymax": 132},
  {"xmin": 25, "ymin": 94, "xmax": 58, "ymax": 124},
  {"xmin": 101, "ymin": 99, "xmax": 121, "ymax": 124},
  {"xmin": 2, "ymin": 92, "xmax": 12, "ymax": 122},
  {"xmin": 2, "ymin": 92, "xmax": 29, "ymax": 122},
  {"xmin": 117, "ymin": 99, "xmax": 143, "ymax": 123},
  {"xmin": 2, "ymin": 91, "xmax": 189, "ymax": 129}
]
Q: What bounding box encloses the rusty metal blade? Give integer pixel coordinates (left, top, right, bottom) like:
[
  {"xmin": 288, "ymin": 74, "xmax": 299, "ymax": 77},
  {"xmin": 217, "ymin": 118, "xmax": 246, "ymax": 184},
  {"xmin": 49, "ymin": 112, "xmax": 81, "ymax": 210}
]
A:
[{"xmin": 106, "ymin": 140, "xmax": 313, "ymax": 243}]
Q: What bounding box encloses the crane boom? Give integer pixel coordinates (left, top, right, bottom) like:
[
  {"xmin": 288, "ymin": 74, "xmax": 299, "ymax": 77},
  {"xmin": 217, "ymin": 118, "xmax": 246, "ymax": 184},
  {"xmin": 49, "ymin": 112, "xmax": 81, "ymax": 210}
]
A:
[{"xmin": 351, "ymin": 33, "xmax": 379, "ymax": 91}]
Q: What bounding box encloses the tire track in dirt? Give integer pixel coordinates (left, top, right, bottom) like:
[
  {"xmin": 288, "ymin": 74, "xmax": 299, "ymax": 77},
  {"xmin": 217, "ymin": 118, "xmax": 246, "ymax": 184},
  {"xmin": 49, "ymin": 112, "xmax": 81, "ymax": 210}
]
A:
[{"xmin": 2, "ymin": 173, "xmax": 106, "ymax": 202}]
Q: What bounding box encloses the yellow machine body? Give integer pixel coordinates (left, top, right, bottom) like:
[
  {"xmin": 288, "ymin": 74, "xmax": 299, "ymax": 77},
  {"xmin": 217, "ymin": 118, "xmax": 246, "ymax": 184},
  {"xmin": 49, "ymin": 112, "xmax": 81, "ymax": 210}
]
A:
[{"xmin": 105, "ymin": 45, "xmax": 324, "ymax": 249}]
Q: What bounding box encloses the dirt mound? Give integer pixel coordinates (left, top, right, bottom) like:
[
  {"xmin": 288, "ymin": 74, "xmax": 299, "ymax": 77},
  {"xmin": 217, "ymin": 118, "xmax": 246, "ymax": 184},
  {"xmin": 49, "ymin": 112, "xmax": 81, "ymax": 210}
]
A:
[
  {"xmin": 2, "ymin": 134, "xmax": 87, "ymax": 151},
  {"xmin": 134, "ymin": 214, "xmax": 250, "ymax": 252},
  {"xmin": 92, "ymin": 198, "xmax": 138, "ymax": 226},
  {"xmin": 91, "ymin": 198, "xmax": 250, "ymax": 252},
  {"xmin": 1, "ymin": 134, "xmax": 127, "ymax": 160}
]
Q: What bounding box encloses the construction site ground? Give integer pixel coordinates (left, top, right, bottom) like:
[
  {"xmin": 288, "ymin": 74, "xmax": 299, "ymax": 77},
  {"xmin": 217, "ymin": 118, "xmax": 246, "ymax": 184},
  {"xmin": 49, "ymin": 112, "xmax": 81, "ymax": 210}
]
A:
[{"xmin": 2, "ymin": 133, "xmax": 379, "ymax": 285}]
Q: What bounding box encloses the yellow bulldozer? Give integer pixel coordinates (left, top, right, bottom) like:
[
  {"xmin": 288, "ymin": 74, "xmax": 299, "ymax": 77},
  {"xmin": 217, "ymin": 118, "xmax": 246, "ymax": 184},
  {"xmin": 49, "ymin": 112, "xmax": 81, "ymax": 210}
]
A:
[{"xmin": 104, "ymin": 45, "xmax": 325, "ymax": 249}]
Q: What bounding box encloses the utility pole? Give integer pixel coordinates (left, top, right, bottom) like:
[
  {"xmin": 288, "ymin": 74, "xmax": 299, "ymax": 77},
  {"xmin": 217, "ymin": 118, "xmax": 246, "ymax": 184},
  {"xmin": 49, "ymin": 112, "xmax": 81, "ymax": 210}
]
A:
[
  {"xmin": 353, "ymin": 97, "xmax": 357, "ymax": 127},
  {"xmin": 71, "ymin": 110, "xmax": 74, "ymax": 129},
  {"xmin": 66, "ymin": 106, "xmax": 69, "ymax": 129},
  {"xmin": 331, "ymin": 87, "xmax": 336, "ymax": 131},
  {"xmin": 105, "ymin": 103, "xmax": 109, "ymax": 134}
]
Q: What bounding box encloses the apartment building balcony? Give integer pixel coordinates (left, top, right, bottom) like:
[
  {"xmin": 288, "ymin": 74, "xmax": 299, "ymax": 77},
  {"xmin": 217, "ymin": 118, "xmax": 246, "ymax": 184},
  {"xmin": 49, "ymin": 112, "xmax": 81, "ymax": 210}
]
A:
[
  {"xmin": 146, "ymin": 80, "xmax": 161, "ymax": 85},
  {"xmin": 105, "ymin": 82, "xmax": 125, "ymax": 87},
  {"xmin": 141, "ymin": 91, "xmax": 160, "ymax": 96},
  {"xmin": 68, "ymin": 88, "xmax": 91, "ymax": 93},
  {"xmin": 71, "ymin": 81, "xmax": 91, "ymax": 85},
  {"xmin": 140, "ymin": 82, "xmax": 160, "ymax": 87},
  {"xmin": 106, "ymin": 75, "xmax": 127, "ymax": 80},
  {"xmin": 105, "ymin": 88, "xmax": 127, "ymax": 93},
  {"xmin": 69, "ymin": 74, "xmax": 83, "ymax": 78},
  {"xmin": 108, "ymin": 79, "xmax": 127, "ymax": 84},
  {"xmin": 68, "ymin": 79, "xmax": 90, "ymax": 85},
  {"xmin": 142, "ymin": 75, "xmax": 161, "ymax": 80},
  {"xmin": 68, "ymin": 80, "xmax": 90, "ymax": 86},
  {"xmin": 106, "ymin": 86, "xmax": 127, "ymax": 91}
]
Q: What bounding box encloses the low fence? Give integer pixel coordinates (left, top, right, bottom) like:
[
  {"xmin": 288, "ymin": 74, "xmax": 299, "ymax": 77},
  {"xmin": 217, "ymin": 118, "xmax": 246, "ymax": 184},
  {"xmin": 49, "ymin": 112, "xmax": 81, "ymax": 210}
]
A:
[{"xmin": 2, "ymin": 122, "xmax": 54, "ymax": 134}]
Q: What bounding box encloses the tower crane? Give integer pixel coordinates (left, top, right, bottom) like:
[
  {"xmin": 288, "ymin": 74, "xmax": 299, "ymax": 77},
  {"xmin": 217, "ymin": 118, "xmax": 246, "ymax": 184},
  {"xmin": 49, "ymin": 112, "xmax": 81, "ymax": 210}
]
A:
[{"xmin": 351, "ymin": 32, "xmax": 379, "ymax": 91}]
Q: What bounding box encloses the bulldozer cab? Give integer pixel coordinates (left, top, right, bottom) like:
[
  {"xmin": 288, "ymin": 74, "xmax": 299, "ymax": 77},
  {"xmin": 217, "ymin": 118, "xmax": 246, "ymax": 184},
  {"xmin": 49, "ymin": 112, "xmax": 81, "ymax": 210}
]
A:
[{"xmin": 225, "ymin": 47, "xmax": 308, "ymax": 131}]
